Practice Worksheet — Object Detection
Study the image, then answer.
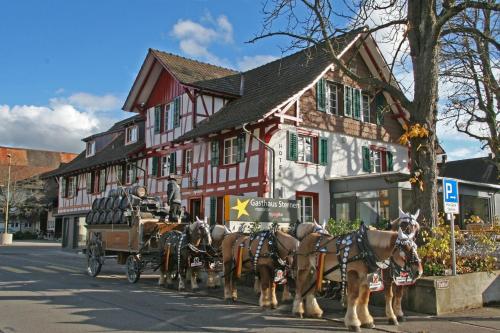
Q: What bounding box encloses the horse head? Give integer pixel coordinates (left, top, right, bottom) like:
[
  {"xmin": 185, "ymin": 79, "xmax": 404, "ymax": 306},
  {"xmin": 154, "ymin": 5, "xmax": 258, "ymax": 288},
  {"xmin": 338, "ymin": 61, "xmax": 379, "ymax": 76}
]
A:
[
  {"xmin": 189, "ymin": 217, "xmax": 212, "ymax": 247},
  {"xmin": 390, "ymin": 209, "xmax": 423, "ymax": 279}
]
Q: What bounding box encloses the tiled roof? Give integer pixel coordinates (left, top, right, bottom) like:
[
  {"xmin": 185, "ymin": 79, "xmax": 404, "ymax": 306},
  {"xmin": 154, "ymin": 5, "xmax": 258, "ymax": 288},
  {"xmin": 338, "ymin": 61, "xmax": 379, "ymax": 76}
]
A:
[
  {"xmin": 43, "ymin": 116, "xmax": 145, "ymax": 178},
  {"xmin": 440, "ymin": 157, "xmax": 498, "ymax": 185},
  {"xmin": 151, "ymin": 49, "xmax": 241, "ymax": 96},
  {"xmin": 173, "ymin": 30, "xmax": 361, "ymax": 142}
]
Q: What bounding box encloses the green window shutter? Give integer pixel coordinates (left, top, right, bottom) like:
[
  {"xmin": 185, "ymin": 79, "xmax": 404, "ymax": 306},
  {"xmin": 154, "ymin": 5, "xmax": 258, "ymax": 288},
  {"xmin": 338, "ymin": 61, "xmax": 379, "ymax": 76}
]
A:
[
  {"xmin": 152, "ymin": 156, "xmax": 158, "ymax": 177},
  {"xmin": 173, "ymin": 97, "xmax": 180, "ymax": 128},
  {"xmin": 287, "ymin": 131, "xmax": 298, "ymax": 161},
  {"xmin": 362, "ymin": 146, "xmax": 371, "ymax": 172},
  {"xmin": 169, "ymin": 152, "xmax": 177, "ymax": 174},
  {"xmin": 237, "ymin": 134, "xmax": 246, "ymax": 162},
  {"xmin": 353, "ymin": 89, "xmax": 361, "ymax": 119},
  {"xmin": 316, "ymin": 78, "xmax": 326, "ymax": 112},
  {"xmin": 375, "ymin": 93, "xmax": 385, "ymax": 125},
  {"xmin": 211, "ymin": 141, "xmax": 220, "ymax": 166},
  {"xmin": 387, "ymin": 151, "xmax": 394, "ymax": 171},
  {"xmin": 209, "ymin": 196, "xmax": 217, "ymax": 226},
  {"xmin": 86, "ymin": 173, "xmax": 92, "ymax": 192},
  {"xmin": 154, "ymin": 106, "xmax": 162, "ymax": 133},
  {"xmin": 344, "ymin": 86, "xmax": 352, "ymax": 117},
  {"xmin": 319, "ymin": 137, "xmax": 328, "ymax": 165}
]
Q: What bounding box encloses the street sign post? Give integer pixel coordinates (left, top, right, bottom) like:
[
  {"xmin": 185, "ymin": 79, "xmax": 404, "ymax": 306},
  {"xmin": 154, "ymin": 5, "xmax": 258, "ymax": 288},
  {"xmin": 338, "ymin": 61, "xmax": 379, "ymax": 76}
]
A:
[{"xmin": 443, "ymin": 178, "xmax": 459, "ymax": 275}]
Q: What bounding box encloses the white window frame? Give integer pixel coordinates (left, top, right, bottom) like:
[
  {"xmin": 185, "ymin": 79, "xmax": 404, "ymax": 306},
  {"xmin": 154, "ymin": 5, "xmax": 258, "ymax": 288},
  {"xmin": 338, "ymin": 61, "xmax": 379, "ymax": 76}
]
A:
[
  {"xmin": 161, "ymin": 156, "xmax": 170, "ymax": 177},
  {"xmin": 362, "ymin": 94, "xmax": 370, "ymax": 123},
  {"xmin": 370, "ymin": 150, "xmax": 382, "ymax": 173},
  {"xmin": 299, "ymin": 196, "xmax": 314, "ymax": 223},
  {"xmin": 184, "ymin": 149, "xmax": 193, "ymax": 173},
  {"xmin": 86, "ymin": 141, "xmax": 95, "ymax": 157},
  {"xmin": 326, "ymin": 82, "xmax": 338, "ymax": 114},
  {"xmin": 297, "ymin": 135, "xmax": 313, "ymax": 163},
  {"xmin": 223, "ymin": 137, "xmax": 238, "ymax": 165},
  {"xmin": 125, "ymin": 125, "xmax": 138, "ymax": 144},
  {"xmin": 67, "ymin": 176, "xmax": 77, "ymax": 198}
]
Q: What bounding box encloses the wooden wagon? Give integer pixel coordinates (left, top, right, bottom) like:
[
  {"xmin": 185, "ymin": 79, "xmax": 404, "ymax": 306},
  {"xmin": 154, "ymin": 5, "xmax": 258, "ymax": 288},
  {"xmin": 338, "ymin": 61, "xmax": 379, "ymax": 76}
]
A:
[{"xmin": 85, "ymin": 194, "xmax": 186, "ymax": 283}]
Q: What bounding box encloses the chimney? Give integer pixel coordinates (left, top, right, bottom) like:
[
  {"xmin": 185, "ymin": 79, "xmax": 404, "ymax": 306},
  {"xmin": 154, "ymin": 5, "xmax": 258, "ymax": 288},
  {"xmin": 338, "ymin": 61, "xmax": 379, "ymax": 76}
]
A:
[{"xmin": 239, "ymin": 74, "xmax": 245, "ymax": 95}]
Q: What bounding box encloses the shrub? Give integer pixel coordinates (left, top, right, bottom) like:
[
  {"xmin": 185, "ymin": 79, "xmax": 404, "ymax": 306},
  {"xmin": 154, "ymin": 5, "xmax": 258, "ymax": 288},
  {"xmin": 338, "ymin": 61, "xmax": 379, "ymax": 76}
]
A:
[
  {"xmin": 326, "ymin": 218, "xmax": 361, "ymax": 237},
  {"xmin": 418, "ymin": 217, "xmax": 497, "ymax": 276}
]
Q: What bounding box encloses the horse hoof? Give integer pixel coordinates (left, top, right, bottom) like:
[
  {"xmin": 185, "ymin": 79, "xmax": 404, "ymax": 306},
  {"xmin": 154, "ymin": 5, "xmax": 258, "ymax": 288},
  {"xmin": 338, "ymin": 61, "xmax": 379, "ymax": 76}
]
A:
[
  {"xmin": 224, "ymin": 298, "xmax": 234, "ymax": 304},
  {"xmin": 294, "ymin": 313, "xmax": 303, "ymax": 319},
  {"xmin": 231, "ymin": 297, "xmax": 237, "ymax": 302},
  {"xmin": 348, "ymin": 326, "xmax": 361, "ymax": 332},
  {"xmin": 361, "ymin": 322, "xmax": 375, "ymax": 329},
  {"xmin": 309, "ymin": 313, "xmax": 323, "ymax": 319},
  {"xmin": 397, "ymin": 316, "xmax": 406, "ymax": 322},
  {"xmin": 388, "ymin": 318, "xmax": 399, "ymax": 326},
  {"xmin": 271, "ymin": 303, "xmax": 278, "ymax": 309}
]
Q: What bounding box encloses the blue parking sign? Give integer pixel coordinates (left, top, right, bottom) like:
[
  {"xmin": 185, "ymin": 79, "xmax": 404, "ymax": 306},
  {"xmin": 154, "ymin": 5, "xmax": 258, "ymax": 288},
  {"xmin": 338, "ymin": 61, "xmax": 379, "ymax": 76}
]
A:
[{"xmin": 443, "ymin": 178, "xmax": 459, "ymax": 214}]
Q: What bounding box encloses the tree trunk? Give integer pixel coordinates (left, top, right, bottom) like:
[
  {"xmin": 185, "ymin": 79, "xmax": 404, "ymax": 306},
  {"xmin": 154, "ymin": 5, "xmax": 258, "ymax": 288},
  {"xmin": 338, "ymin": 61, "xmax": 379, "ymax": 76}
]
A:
[{"xmin": 407, "ymin": 1, "xmax": 440, "ymax": 227}]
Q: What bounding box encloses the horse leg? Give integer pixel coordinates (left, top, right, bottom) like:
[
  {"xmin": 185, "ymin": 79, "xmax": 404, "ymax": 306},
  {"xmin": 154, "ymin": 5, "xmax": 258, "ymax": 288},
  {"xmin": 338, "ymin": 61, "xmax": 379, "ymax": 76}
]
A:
[
  {"xmin": 385, "ymin": 282, "xmax": 398, "ymax": 325},
  {"xmin": 223, "ymin": 260, "xmax": 234, "ymax": 302},
  {"xmin": 357, "ymin": 280, "xmax": 375, "ymax": 329},
  {"xmin": 259, "ymin": 268, "xmax": 272, "ymax": 308},
  {"xmin": 344, "ymin": 271, "xmax": 362, "ymax": 332},
  {"xmin": 271, "ymin": 282, "xmax": 278, "ymax": 309},
  {"xmin": 292, "ymin": 268, "xmax": 308, "ymax": 318},
  {"xmin": 281, "ymin": 283, "xmax": 292, "ymax": 302},
  {"xmin": 254, "ymin": 276, "xmax": 261, "ymax": 294},
  {"xmin": 304, "ymin": 293, "xmax": 323, "ymax": 318},
  {"xmin": 393, "ymin": 284, "xmax": 405, "ymax": 322},
  {"xmin": 158, "ymin": 261, "xmax": 166, "ymax": 286},
  {"xmin": 191, "ymin": 268, "xmax": 199, "ymax": 291}
]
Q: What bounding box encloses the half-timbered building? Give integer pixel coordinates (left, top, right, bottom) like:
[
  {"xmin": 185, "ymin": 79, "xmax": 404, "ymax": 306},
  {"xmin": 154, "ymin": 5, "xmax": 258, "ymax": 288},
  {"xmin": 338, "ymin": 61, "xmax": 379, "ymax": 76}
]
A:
[{"xmin": 122, "ymin": 28, "xmax": 410, "ymax": 225}]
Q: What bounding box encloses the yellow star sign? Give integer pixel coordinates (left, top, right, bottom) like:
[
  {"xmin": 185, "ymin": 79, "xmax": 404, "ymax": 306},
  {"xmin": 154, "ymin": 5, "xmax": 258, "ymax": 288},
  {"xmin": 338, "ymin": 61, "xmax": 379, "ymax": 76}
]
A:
[{"xmin": 231, "ymin": 198, "xmax": 250, "ymax": 219}]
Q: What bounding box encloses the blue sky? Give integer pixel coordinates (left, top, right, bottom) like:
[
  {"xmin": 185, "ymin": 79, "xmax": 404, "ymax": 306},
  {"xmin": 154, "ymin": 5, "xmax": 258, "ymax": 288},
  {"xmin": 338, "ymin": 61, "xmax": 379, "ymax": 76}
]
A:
[{"xmin": 0, "ymin": 0, "xmax": 487, "ymax": 159}]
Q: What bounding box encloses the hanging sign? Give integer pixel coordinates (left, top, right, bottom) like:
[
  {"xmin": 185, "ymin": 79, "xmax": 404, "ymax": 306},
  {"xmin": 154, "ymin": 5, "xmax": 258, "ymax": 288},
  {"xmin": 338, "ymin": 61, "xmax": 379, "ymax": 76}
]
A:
[
  {"xmin": 368, "ymin": 269, "xmax": 384, "ymax": 292},
  {"xmin": 224, "ymin": 195, "xmax": 300, "ymax": 224}
]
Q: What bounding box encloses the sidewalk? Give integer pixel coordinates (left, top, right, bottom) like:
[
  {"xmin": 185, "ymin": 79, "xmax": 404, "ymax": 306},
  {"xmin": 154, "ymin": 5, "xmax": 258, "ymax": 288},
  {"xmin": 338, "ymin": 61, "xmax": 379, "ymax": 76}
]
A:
[{"xmin": 199, "ymin": 282, "xmax": 500, "ymax": 333}]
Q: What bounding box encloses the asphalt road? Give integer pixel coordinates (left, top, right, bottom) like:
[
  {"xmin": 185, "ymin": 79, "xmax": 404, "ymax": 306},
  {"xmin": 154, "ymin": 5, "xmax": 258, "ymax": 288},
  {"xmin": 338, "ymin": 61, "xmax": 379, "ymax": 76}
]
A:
[{"xmin": 1, "ymin": 241, "xmax": 499, "ymax": 333}]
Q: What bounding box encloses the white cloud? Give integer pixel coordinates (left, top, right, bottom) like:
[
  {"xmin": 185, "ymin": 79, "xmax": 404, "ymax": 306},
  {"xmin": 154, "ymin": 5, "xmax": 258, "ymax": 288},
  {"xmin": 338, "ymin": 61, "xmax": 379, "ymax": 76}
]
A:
[
  {"xmin": 237, "ymin": 55, "xmax": 278, "ymax": 71},
  {"xmin": 171, "ymin": 14, "xmax": 234, "ymax": 68},
  {"xmin": 51, "ymin": 92, "xmax": 121, "ymax": 112},
  {"xmin": 0, "ymin": 93, "xmax": 121, "ymax": 153},
  {"xmin": 446, "ymin": 147, "xmax": 487, "ymax": 161}
]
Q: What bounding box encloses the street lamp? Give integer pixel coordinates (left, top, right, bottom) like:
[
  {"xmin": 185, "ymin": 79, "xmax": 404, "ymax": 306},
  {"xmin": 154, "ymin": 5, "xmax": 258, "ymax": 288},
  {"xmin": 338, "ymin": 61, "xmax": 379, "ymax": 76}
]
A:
[{"xmin": 1, "ymin": 153, "xmax": 12, "ymax": 245}]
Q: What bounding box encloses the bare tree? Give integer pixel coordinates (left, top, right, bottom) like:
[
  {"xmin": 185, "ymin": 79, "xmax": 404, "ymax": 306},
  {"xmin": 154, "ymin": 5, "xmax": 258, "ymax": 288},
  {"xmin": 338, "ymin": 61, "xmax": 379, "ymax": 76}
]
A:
[
  {"xmin": 440, "ymin": 4, "xmax": 499, "ymax": 167},
  {"xmin": 249, "ymin": 0, "xmax": 500, "ymax": 226}
]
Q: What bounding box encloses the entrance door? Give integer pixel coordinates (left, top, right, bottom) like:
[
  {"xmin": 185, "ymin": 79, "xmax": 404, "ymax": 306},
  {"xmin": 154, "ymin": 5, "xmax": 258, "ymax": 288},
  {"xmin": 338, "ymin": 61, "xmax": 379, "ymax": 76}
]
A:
[{"xmin": 190, "ymin": 199, "xmax": 202, "ymax": 220}]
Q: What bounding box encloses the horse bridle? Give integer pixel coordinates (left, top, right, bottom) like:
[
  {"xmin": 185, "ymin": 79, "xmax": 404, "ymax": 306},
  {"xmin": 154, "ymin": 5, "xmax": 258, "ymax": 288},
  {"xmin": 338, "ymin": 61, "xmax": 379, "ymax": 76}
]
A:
[{"xmin": 389, "ymin": 216, "xmax": 422, "ymax": 280}]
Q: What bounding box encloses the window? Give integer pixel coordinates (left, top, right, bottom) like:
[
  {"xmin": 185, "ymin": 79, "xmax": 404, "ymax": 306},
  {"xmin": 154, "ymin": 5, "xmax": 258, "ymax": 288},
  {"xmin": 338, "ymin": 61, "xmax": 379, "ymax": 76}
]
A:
[
  {"xmin": 297, "ymin": 135, "xmax": 313, "ymax": 163},
  {"xmin": 326, "ymin": 82, "xmax": 338, "ymax": 114},
  {"xmin": 125, "ymin": 125, "xmax": 138, "ymax": 144},
  {"xmin": 362, "ymin": 94, "xmax": 370, "ymax": 123},
  {"xmin": 164, "ymin": 103, "xmax": 170, "ymax": 131},
  {"xmin": 66, "ymin": 176, "xmax": 77, "ymax": 198},
  {"xmin": 116, "ymin": 164, "xmax": 124, "ymax": 184},
  {"xmin": 211, "ymin": 141, "xmax": 220, "ymax": 166},
  {"xmin": 299, "ymin": 196, "xmax": 313, "ymax": 222},
  {"xmin": 98, "ymin": 169, "xmax": 106, "ymax": 192},
  {"xmin": 86, "ymin": 141, "xmax": 95, "ymax": 157},
  {"xmin": 184, "ymin": 149, "xmax": 192, "ymax": 173},
  {"xmin": 344, "ymin": 86, "xmax": 353, "ymax": 117},
  {"xmin": 224, "ymin": 137, "xmax": 238, "ymax": 165},
  {"xmin": 86, "ymin": 172, "xmax": 93, "ymax": 193},
  {"xmin": 126, "ymin": 163, "xmax": 137, "ymax": 184},
  {"xmin": 344, "ymin": 86, "xmax": 362, "ymax": 119},
  {"xmin": 169, "ymin": 152, "xmax": 177, "ymax": 174},
  {"xmin": 154, "ymin": 105, "xmax": 162, "ymax": 134},
  {"xmin": 160, "ymin": 155, "xmax": 169, "ymax": 177},
  {"xmin": 362, "ymin": 146, "xmax": 394, "ymax": 173}
]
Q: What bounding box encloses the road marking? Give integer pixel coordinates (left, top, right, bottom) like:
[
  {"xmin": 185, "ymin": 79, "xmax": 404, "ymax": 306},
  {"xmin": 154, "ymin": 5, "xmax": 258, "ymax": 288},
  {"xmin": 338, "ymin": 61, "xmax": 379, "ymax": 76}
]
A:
[
  {"xmin": 0, "ymin": 266, "xmax": 30, "ymax": 274},
  {"xmin": 46, "ymin": 265, "xmax": 79, "ymax": 273},
  {"xmin": 24, "ymin": 265, "xmax": 56, "ymax": 273}
]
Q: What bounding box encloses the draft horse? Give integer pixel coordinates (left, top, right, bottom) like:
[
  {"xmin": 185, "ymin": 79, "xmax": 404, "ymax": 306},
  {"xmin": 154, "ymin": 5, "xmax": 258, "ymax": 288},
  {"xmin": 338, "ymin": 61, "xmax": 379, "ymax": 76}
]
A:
[
  {"xmin": 158, "ymin": 218, "xmax": 212, "ymax": 291},
  {"xmin": 222, "ymin": 226, "xmax": 299, "ymax": 309},
  {"xmin": 293, "ymin": 222, "xmax": 422, "ymax": 332}
]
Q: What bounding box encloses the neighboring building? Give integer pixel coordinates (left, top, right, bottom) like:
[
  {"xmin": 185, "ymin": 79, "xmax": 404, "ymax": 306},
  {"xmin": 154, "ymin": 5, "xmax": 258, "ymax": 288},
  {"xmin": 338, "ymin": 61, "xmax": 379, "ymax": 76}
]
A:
[
  {"xmin": 122, "ymin": 28, "xmax": 410, "ymax": 225},
  {"xmin": 0, "ymin": 147, "xmax": 77, "ymax": 234},
  {"xmin": 45, "ymin": 115, "xmax": 146, "ymax": 249}
]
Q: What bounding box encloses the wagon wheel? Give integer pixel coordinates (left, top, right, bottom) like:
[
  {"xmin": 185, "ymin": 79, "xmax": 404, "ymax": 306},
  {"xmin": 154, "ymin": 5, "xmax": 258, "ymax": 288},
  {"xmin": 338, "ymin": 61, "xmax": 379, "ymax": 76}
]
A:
[
  {"xmin": 126, "ymin": 254, "xmax": 141, "ymax": 283},
  {"xmin": 86, "ymin": 239, "xmax": 103, "ymax": 277}
]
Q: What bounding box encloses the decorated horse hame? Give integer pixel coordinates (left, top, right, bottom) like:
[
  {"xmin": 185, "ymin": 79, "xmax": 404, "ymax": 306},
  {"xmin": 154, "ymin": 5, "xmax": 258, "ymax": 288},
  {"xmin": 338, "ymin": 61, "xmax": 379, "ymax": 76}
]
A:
[
  {"xmin": 158, "ymin": 218, "xmax": 212, "ymax": 291},
  {"xmin": 222, "ymin": 226, "xmax": 299, "ymax": 309},
  {"xmin": 292, "ymin": 209, "xmax": 423, "ymax": 332}
]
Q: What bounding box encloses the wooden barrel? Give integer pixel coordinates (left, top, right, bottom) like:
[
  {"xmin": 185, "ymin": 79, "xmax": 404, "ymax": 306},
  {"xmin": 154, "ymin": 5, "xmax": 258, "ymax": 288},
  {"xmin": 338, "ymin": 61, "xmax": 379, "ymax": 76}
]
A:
[
  {"xmin": 112, "ymin": 209, "xmax": 124, "ymax": 224},
  {"xmin": 92, "ymin": 211, "xmax": 100, "ymax": 224},
  {"xmin": 109, "ymin": 187, "xmax": 126, "ymax": 197},
  {"xmin": 119, "ymin": 195, "xmax": 141, "ymax": 210},
  {"xmin": 128, "ymin": 185, "xmax": 147, "ymax": 198},
  {"xmin": 98, "ymin": 211, "xmax": 107, "ymax": 224},
  {"xmin": 105, "ymin": 210, "xmax": 113, "ymax": 224},
  {"xmin": 86, "ymin": 211, "xmax": 94, "ymax": 225},
  {"xmin": 92, "ymin": 198, "xmax": 101, "ymax": 210},
  {"xmin": 112, "ymin": 196, "xmax": 122, "ymax": 210},
  {"xmin": 105, "ymin": 197, "xmax": 114, "ymax": 210},
  {"xmin": 99, "ymin": 197, "xmax": 107, "ymax": 210}
]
